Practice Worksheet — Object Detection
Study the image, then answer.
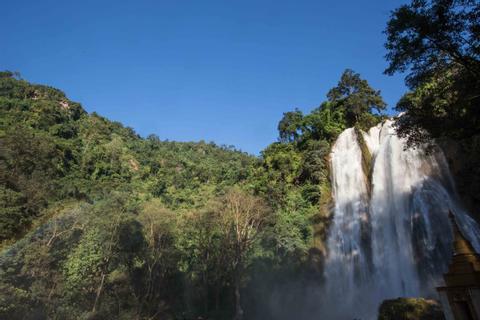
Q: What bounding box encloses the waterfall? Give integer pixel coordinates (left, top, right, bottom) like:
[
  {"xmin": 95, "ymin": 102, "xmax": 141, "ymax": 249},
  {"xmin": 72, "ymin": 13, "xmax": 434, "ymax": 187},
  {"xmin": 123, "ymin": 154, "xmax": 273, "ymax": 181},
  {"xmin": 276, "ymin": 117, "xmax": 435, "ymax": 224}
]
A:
[{"xmin": 321, "ymin": 120, "xmax": 480, "ymax": 319}]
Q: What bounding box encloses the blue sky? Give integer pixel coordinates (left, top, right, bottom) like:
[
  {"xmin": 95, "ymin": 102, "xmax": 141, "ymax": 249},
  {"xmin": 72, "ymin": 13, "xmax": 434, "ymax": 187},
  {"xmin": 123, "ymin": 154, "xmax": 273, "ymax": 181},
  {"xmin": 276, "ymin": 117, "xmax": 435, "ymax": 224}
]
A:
[{"xmin": 2, "ymin": 0, "xmax": 408, "ymax": 154}]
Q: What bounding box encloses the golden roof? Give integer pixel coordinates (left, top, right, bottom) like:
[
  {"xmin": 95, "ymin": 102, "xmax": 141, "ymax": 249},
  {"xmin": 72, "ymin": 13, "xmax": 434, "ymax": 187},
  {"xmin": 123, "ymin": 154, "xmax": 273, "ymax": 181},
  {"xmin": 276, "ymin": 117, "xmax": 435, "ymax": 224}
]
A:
[{"xmin": 443, "ymin": 211, "xmax": 480, "ymax": 287}]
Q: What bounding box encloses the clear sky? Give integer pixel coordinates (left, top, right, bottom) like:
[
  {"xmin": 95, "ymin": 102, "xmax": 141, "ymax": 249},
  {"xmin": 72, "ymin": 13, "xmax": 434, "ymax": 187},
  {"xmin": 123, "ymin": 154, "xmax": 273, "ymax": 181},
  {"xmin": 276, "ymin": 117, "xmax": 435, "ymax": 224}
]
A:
[{"xmin": 2, "ymin": 0, "xmax": 409, "ymax": 154}]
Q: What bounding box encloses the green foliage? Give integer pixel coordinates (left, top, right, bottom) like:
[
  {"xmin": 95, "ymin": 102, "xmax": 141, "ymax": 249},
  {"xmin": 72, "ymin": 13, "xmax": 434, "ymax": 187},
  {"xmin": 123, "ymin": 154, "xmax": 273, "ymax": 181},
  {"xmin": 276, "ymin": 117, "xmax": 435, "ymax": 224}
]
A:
[
  {"xmin": 0, "ymin": 282, "xmax": 44, "ymax": 320},
  {"xmin": 302, "ymin": 102, "xmax": 347, "ymax": 141},
  {"xmin": 0, "ymin": 126, "xmax": 69, "ymax": 240},
  {"xmin": 63, "ymin": 228, "xmax": 105, "ymax": 291},
  {"xmin": 276, "ymin": 70, "xmax": 385, "ymax": 145},
  {"xmin": 266, "ymin": 70, "xmax": 384, "ymax": 202},
  {"xmin": 278, "ymin": 108, "xmax": 304, "ymax": 143},
  {"xmin": 384, "ymin": 0, "xmax": 480, "ymax": 88},
  {"xmin": 394, "ymin": 66, "xmax": 480, "ymax": 146},
  {"xmin": 385, "ymin": 0, "xmax": 480, "ymax": 146},
  {"xmin": 327, "ymin": 69, "xmax": 386, "ymax": 128},
  {"xmin": 0, "ymin": 74, "xmax": 255, "ymax": 243}
]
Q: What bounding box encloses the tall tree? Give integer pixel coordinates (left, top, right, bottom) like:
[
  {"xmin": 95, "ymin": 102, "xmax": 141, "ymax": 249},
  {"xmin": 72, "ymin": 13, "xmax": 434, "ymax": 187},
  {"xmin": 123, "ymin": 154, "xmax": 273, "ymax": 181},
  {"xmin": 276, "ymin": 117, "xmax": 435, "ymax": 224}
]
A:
[
  {"xmin": 136, "ymin": 200, "xmax": 179, "ymax": 317},
  {"xmin": 217, "ymin": 188, "xmax": 271, "ymax": 320},
  {"xmin": 327, "ymin": 69, "xmax": 386, "ymax": 127},
  {"xmin": 278, "ymin": 109, "xmax": 304, "ymax": 143}
]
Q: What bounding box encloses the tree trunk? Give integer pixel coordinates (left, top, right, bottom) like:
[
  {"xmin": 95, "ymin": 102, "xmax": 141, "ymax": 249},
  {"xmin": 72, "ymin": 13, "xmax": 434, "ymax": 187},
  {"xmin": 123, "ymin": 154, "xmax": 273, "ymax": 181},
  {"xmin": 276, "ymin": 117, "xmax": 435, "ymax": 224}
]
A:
[
  {"xmin": 233, "ymin": 272, "xmax": 243, "ymax": 320},
  {"xmin": 215, "ymin": 285, "xmax": 220, "ymax": 312},
  {"xmin": 92, "ymin": 272, "xmax": 106, "ymax": 313}
]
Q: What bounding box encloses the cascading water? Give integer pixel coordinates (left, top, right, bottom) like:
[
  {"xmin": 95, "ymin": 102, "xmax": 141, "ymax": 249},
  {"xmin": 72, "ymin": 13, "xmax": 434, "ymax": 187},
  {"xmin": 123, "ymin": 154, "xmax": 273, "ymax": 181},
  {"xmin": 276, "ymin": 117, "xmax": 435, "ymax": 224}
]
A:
[{"xmin": 321, "ymin": 120, "xmax": 480, "ymax": 319}]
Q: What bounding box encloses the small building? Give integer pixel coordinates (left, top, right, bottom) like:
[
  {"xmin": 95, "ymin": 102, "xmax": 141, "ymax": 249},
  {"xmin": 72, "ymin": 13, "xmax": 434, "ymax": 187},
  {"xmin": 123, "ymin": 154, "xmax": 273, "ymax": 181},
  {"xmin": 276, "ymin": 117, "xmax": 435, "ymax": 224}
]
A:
[{"xmin": 437, "ymin": 212, "xmax": 480, "ymax": 320}]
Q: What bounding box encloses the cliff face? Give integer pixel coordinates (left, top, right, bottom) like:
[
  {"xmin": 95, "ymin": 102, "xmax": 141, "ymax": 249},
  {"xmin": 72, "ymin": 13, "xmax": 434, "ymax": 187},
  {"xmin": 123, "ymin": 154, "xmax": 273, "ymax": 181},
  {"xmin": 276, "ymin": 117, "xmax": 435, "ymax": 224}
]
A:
[{"xmin": 440, "ymin": 135, "xmax": 480, "ymax": 223}]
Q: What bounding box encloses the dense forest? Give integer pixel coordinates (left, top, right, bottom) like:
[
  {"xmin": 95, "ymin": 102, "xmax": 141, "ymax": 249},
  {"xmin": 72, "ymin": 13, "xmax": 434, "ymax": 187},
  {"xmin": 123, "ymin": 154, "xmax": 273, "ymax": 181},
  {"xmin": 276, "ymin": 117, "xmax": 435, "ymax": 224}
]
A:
[
  {"xmin": 1, "ymin": 0, "xmax": 479, "ymax": 319},
  {"xmin": 0, "ymin": 66, "xmax": 385, "ymax": 319}
]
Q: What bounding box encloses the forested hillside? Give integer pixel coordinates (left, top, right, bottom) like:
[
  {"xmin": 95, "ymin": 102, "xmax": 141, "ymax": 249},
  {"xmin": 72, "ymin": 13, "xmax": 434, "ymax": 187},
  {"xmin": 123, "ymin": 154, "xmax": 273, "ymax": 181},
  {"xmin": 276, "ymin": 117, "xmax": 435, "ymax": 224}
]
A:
[
  {"xmin": 1, "ymin": 1, "xmax": 479, "ymax": 319},
  {"xmin": 0, "ymin": 70, "xmax": 257, "ymax": 242},
  {"xmin": 0, "ymin": 70, "xmax": 384, "ymax": 319}
]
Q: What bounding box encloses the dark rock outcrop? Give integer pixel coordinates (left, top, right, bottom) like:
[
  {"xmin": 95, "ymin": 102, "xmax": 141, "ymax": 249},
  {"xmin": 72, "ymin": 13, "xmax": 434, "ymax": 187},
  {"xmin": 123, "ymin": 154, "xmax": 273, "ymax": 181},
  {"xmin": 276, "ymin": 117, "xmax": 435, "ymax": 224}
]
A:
[
  {"xmin": 377, "ymin": 298, "xmax": 445, "ymax": 320},
  {"xmin": 440, "ymin": 135, "xmax": 480, "ymax": 223}
]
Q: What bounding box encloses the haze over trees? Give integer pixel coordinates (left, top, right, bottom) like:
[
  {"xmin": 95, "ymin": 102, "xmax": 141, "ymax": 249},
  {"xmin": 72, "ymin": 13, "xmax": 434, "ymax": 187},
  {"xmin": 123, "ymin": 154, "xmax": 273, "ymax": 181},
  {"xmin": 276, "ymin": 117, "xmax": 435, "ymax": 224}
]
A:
[{"xmin": 1, "ymin": 0, "xmax": 480, "ymax": 319}]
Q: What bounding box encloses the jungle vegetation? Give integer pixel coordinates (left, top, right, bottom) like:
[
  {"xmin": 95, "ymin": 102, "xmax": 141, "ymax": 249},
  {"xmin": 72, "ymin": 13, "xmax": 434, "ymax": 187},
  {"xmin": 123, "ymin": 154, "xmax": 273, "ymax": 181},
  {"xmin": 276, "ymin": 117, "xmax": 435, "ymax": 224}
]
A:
[
  {"xmin": 0, "ymin": 68, "xmax": 383, "ymax": 319},
  {"xmin": 1, "ymin": 0, "xmax": 479, "ymax": 319}
]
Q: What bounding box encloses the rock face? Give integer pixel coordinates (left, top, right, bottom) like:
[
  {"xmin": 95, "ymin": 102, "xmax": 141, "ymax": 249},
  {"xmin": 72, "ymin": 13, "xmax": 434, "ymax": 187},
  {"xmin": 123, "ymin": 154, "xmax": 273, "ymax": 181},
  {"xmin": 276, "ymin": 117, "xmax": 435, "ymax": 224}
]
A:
[
  {"xmin": 377, "ymin": 298, "xmax": 445, "ymax": 320},
  {"xmin": 440, "ymin": 135, "xmax": 480, "ymax": 223}
]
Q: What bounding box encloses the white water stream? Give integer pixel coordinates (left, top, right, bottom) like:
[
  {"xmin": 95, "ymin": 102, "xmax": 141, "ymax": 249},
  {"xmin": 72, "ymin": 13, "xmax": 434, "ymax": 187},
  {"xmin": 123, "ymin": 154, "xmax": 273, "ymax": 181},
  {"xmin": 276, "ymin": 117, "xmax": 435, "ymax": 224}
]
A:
[{"xmin": 322, "ymin": 120, "xmax": 480, "ymax": 319}]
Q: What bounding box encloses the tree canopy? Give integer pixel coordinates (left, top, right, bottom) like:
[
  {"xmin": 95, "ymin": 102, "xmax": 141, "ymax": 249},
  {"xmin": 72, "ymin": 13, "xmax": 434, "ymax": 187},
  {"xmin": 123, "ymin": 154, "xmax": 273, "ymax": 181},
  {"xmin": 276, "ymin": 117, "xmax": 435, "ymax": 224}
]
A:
[
  {"xmin": 327, "ymin": 69, "xmax": 386, "ymax": 127},
  {"xmin": 277, "ymin": 69, "xmax": 385, "ymax": 145},
  {"xmin": 385, "ymin": 0, "xmax": 480, "ymax": 145}
]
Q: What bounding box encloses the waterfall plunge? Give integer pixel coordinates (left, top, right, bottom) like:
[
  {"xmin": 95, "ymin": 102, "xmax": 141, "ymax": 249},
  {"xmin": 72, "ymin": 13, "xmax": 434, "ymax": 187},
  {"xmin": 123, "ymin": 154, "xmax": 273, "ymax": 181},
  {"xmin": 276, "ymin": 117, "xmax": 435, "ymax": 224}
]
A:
[{"xmin": 322, "ymin": 120, "xmax": 480, "ymax": 319}]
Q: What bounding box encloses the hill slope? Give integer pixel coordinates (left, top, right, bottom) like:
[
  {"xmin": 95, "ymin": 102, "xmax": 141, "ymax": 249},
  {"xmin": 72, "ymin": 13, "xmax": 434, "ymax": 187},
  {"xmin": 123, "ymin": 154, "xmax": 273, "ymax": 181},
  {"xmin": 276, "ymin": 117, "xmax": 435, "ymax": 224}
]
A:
[{"xmin": 0, "ymin": 70, "xmax": 384, "ymax": 320}]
